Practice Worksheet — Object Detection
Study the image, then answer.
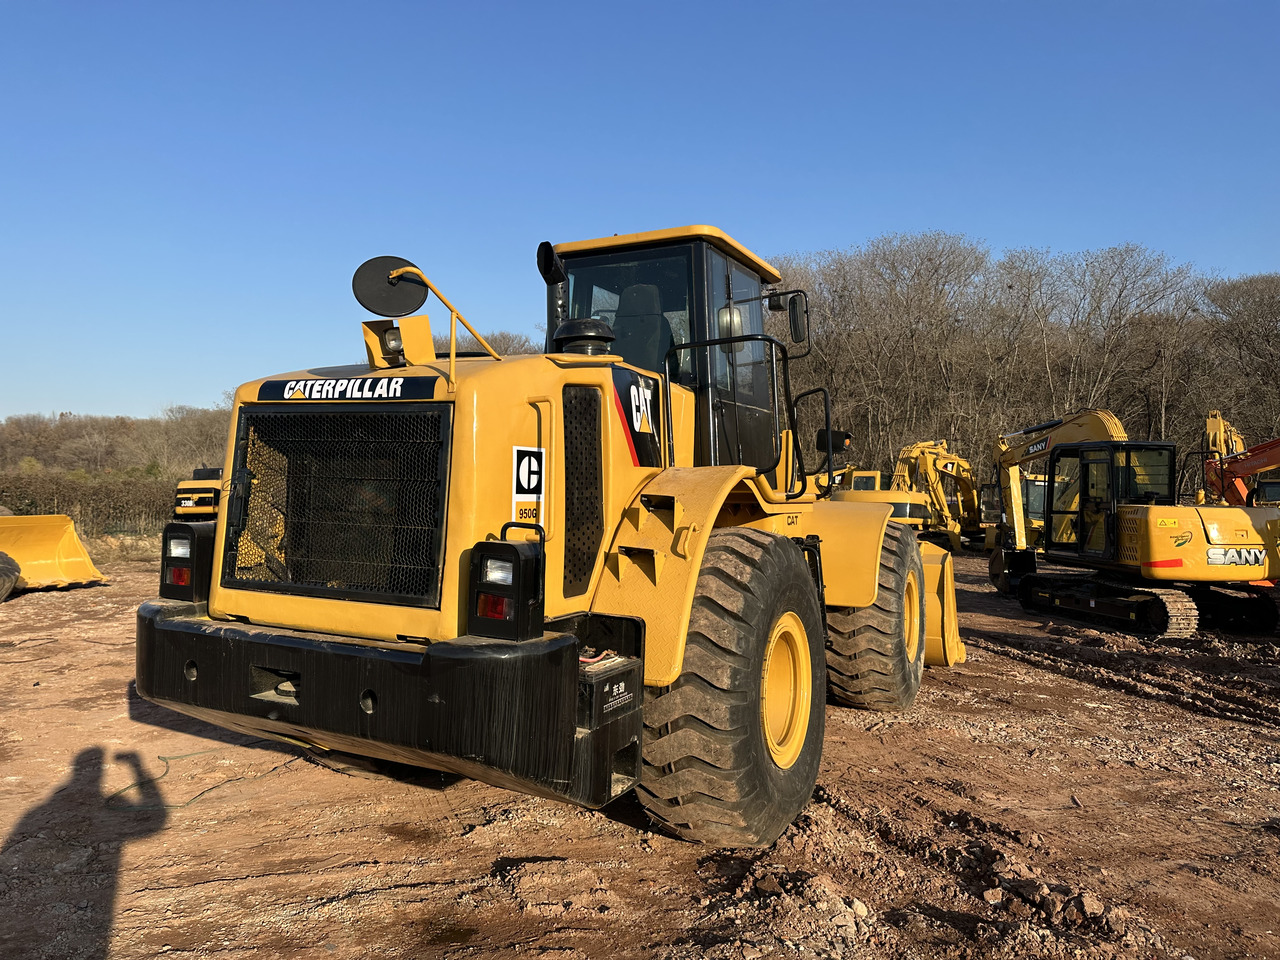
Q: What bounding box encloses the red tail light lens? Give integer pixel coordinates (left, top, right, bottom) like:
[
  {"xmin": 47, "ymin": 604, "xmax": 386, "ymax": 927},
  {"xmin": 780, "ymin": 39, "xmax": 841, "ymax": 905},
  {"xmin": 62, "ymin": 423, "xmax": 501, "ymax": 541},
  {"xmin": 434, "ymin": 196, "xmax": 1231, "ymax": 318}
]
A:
[
  {"xmin": 165, "ymin": 566, "xmax": 192, "ymax": 586},
  {"xmin": 476, "ymin": 592, "xmax": 513, "ymax": 620}
]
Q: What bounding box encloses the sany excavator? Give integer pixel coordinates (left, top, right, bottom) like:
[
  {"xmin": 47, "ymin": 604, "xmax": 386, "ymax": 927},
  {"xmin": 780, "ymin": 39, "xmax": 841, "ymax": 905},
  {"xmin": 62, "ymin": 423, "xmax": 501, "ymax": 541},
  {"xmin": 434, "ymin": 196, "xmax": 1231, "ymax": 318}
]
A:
[
  {"xmin": 991, "ymin": 409, "xmax": 1280, "ymax": 637},
  {"xmin": 1202, "ymin": 410, "xmax": 1280, "ymax": 507},
  {"xmin": 889, "ymin": 440, "xmax": 981, "ymax": 552},
  {"xmin": 988, "ymin": 409, "xmax": 1129, "ymax": 591}
]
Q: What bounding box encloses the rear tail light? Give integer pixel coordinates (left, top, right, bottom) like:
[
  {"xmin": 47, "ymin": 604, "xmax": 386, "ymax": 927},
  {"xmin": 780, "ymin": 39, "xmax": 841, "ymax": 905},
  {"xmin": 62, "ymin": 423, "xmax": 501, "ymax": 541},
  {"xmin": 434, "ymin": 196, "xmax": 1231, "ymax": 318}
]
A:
[
  {"xmin": 160, "ymin": 522, "xmax": 215, "ymax": 603},
  {"xmin": 475, "ymin": 592, "xmax": 513, "ymax": 620},
  {"xmin": 165, "ymin": 566, "xmax": 192, "ymax": 587},
  {"xmin": 466, "ymin": 522, "xmax": 545, "ymax": 641}
]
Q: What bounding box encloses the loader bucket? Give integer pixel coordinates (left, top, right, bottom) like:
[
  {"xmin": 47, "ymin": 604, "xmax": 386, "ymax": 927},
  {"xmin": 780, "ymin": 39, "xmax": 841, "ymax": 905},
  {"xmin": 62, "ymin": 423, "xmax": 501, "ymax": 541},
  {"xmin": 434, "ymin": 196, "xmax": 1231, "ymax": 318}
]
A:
[
  {"xmin": 918, "ymin": 541, "xmax": 965, "ymax": 666},
  {"xmin": 0, "ymin": 515, "xmax": 107, "ymax": 594}
]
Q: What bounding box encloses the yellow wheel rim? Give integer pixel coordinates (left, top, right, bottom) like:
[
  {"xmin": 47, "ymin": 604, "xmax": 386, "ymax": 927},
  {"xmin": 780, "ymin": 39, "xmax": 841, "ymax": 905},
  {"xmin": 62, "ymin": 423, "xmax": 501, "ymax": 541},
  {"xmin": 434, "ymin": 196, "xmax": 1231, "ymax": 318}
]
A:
[
  {"xmin": 760, "ymin": 610, "xmax": 811, "ymax": 770},
  {"xmin": 903, "ymin": 569, "xmax": 921, "ymax": 663}
]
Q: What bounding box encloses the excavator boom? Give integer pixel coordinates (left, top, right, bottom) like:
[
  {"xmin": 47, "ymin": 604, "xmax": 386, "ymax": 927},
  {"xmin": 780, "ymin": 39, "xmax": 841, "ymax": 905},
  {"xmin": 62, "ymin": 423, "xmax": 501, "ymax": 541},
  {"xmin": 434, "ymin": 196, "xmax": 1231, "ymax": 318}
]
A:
[
  {"xmin": 1205, "ymin": 435, "xmax": 1280, "ymax": 505},
  {"xmin": 889, "ymin": 440, "xmax": 981, "ymax": 550}
]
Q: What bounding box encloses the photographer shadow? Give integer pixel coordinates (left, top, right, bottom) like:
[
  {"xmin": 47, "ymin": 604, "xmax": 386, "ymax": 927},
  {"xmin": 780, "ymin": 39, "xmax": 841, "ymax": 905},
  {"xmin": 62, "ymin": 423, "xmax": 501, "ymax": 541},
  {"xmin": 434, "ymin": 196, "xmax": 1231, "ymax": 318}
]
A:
[{"xmin": 0, "ymin": 747, "xmax": 167, "ymax": 960}]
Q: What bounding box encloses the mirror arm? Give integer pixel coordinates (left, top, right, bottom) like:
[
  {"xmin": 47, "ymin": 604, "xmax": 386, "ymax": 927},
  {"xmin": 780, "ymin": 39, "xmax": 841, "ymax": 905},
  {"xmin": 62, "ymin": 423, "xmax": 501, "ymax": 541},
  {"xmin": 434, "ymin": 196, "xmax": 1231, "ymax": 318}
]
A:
[{"xmin": 388, "ymin": 265, "xmax": 502, "ymax": 392}]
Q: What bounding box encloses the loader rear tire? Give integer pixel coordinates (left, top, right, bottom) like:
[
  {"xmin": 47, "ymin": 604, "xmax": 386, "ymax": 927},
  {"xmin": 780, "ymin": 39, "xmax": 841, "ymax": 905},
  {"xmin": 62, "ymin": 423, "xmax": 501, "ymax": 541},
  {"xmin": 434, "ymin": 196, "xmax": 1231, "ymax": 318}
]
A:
[
  {"xmin": 637, "ymin": 528, "xmax": 825, "ymax": 847},
  {"xmin": 826, "ymin": 522, "xmax": 925, "ymax": 711},
  {"xmin": 0, "ymin": 551, "xmax": 19, "ymax": 603}
]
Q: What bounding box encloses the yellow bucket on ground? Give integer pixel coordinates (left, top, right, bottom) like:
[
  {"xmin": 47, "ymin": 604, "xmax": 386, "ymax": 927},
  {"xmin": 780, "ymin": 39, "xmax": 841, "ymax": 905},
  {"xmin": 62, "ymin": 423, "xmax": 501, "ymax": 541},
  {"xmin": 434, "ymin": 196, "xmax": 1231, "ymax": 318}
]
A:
[{"xmin": 0, "ymin": 515, "xmax": 107, "ymax": 592}]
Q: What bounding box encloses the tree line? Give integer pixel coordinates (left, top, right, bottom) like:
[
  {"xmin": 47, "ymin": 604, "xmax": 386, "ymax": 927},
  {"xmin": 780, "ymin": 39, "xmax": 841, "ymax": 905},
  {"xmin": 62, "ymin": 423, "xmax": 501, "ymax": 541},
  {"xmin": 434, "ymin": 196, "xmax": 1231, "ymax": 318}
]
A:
[
  {"xmin": 772, "ymin": 233, "xmax": 1280, "ymax": 491},
  {"xmin": 0, "ymin": 233, "xmax": 1275, "ymax": 533}
]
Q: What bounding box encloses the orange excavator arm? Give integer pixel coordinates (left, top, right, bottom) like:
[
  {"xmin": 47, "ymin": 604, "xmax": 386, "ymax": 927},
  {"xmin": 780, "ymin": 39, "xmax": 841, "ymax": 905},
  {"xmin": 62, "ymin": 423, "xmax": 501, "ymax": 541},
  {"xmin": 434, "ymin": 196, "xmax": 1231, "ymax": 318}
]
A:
[{"xmin": 1206, "ymin": 436, "xmax": 1280, "ymax": 505}]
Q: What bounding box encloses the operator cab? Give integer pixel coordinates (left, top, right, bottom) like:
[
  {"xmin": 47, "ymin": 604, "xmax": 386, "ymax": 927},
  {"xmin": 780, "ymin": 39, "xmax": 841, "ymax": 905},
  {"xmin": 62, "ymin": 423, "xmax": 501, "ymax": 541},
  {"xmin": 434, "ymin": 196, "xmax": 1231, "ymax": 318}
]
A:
[
  {"xmin": 543, "ymin": 226, "xmax": 809, "ymax": 474},
  {"xmin": 1042, "ymin": 441, "xmax": 1176, "ymax": 562},
  {"xmin": 1253, "ymin": 478, "xmax": 1280, "ymax": 507}
]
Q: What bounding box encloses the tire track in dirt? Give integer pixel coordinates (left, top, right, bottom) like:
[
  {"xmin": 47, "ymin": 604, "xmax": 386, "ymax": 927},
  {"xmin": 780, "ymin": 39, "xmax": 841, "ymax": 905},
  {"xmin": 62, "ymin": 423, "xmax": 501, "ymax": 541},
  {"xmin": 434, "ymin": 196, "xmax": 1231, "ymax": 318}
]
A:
[{"xmin": 965, "ymin": 630, "xmax": 1280, "ymax": 728}]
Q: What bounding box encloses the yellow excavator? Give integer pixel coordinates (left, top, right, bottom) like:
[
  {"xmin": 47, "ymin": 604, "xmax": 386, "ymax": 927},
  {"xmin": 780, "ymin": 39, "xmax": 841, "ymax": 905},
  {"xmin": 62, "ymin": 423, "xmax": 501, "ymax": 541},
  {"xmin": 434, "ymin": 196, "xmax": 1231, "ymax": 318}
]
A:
[
  {"xmin": 889, "ymin": 440, "xmax": 982, "ymax": 551},
  {"xmin": 0, "ymin": 514, "xmax": 106, "ymax": 603},
  {"xmin": 989, "ymin": 408, "xmax": 1128, "ymax": 592},
  {"xmin": 173, "ymin": 468, "xmax": 223, "ymax": 521},
  {"xmin": 990, "ymin": 409, "xmax": 1280, "ymax": 637}
]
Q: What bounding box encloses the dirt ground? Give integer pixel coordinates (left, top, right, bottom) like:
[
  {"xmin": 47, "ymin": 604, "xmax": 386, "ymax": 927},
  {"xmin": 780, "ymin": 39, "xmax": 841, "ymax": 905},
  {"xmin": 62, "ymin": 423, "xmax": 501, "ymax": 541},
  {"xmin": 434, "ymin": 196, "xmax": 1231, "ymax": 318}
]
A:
[{"xmin": 3, "ymin": 556, "xmax": 1279, "ymax": 960}]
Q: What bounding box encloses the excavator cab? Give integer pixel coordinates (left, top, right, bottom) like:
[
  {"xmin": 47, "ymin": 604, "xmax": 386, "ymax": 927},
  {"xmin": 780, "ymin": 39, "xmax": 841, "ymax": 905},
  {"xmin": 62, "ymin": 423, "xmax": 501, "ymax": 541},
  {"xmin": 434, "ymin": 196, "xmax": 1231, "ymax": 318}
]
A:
[
  {"xmin": 1255, "ymin": 479, "xmax": 1280, "ymax": 506},
  {"xmin": 1043, "ymin": 441, "xmax": 1176, "ymax": 563}
]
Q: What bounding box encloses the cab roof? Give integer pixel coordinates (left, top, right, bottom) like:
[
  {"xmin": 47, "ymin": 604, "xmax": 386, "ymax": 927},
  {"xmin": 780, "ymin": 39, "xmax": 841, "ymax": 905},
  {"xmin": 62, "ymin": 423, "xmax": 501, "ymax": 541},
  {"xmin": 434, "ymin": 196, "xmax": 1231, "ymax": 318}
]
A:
[{"xmin": 554, "ymin": 225, "xmax": 782, "ymax": 284}]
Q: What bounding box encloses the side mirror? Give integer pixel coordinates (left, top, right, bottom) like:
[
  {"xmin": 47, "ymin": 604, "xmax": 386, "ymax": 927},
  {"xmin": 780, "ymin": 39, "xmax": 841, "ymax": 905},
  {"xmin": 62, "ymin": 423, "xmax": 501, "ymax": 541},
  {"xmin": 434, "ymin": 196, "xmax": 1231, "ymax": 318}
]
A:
[
  {"xmin": 536, "ymin": 241, "xmax": 567, "ymax": 286},
  {"xmin": 352, "ymin": 256, "xmax": 428, "ymax": 318},
  {"xmin": 716, "ymin": 305, "xmax": 743, "ymax": 352},
  {"xmin": 816, "ymin": 428, "xmax": 853, "ymax": 453},
  {"xmin": 788, "ymin": 293, "xmax": 808, "ymax": 344}
]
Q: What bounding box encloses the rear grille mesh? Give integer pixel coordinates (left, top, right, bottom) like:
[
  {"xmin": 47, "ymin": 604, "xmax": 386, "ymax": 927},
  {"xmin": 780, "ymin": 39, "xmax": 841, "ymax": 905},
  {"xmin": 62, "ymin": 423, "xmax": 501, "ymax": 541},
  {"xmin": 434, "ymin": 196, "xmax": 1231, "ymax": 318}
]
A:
[
  {"xmin": 563, "ymin": 386, "xmax": 603, "ymax": 596},
  {"xmin": 223, "ymin": 404, "xmax": 451, "ymax": 607}
]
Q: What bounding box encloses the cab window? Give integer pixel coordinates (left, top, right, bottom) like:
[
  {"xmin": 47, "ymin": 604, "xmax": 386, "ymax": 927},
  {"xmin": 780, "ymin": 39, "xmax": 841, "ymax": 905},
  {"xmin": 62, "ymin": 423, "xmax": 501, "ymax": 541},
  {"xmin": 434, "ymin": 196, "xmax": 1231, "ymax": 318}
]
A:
[
  {"xmin": 1114, "ymin": 448, "xmax": 1174, "ymax": 504},
  {"xmin": 563, "ymin": 246, "xmax": 693, "ymax": 377}
]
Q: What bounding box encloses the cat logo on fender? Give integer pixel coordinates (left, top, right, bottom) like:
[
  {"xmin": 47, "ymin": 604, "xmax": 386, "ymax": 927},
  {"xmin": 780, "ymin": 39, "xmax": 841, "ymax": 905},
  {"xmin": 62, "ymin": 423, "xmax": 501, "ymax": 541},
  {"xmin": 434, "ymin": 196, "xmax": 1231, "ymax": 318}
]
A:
[
  {"xmin": 611, "ymin": 368, "xmax": 663, "ymax": 468},
  {"xmin": 630, "ymin": 382, "xmax": 655, "ymax": 434},
  {"xmin": 511, "ymin": 447, "xmax": 545, "ymax": 523}
]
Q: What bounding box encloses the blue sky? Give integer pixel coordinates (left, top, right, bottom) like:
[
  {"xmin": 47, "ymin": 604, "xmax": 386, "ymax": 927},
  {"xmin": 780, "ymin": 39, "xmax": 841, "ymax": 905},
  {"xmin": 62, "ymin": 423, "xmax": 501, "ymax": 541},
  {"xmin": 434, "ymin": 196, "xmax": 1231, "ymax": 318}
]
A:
[{"xmin": 1, "ymin": 1, "xmax": 1276, "ymax": 417}]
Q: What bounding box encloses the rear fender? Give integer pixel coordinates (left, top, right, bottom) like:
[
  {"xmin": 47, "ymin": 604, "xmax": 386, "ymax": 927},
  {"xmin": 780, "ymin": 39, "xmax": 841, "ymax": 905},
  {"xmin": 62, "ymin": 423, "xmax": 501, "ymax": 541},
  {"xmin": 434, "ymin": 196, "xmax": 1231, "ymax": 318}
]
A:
[{"xmin": 802, "ymin": 499, "xmax": 894, "ymax": 608}]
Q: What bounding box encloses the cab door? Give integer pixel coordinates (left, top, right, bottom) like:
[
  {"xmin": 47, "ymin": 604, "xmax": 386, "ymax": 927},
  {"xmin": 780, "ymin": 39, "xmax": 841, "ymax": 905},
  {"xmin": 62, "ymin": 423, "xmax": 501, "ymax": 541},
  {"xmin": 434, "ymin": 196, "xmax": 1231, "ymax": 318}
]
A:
[
  {"xmin": 1079, "ymin": 449, "xmax": 1116, "ymax": 559},
  {"xmin": 1046, "ymin": 450, "xmax": 1083, "ymax": 555},
  {"xmin": 697, "ymin": 248, "xmax": 779, "ymax": 469}
]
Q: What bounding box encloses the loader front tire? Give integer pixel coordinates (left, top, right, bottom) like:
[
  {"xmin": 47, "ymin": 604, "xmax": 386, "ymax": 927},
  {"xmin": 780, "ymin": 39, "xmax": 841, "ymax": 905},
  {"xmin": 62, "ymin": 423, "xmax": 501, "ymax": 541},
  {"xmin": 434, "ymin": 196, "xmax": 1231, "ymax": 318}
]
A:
[
  {"xmin": 0, "ymin": 551, "xmax": 19, "ymax": 604},
  {"xmin": 637, "ymin": 528, "xmax": 825, "ymax": 847},
  {"xmin": 826, "ymin": 522, "xmax": 925, "ymax": 711}
]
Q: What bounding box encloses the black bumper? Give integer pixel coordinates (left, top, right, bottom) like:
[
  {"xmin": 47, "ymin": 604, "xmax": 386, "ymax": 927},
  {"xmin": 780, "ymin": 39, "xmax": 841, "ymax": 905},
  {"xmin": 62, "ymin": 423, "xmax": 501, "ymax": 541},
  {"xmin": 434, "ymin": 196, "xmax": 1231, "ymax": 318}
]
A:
[{"xmin": 136, "ymin": 600, "xmax": 641, "ymax": 808}]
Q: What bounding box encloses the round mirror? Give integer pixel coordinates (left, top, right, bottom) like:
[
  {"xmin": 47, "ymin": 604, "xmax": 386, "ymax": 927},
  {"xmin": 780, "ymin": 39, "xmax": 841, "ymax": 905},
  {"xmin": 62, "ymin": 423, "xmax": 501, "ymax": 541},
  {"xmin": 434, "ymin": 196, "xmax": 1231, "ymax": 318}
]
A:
[{"xmin": 352, "ymin": 255, "xmax": 428, "ymax": 317}]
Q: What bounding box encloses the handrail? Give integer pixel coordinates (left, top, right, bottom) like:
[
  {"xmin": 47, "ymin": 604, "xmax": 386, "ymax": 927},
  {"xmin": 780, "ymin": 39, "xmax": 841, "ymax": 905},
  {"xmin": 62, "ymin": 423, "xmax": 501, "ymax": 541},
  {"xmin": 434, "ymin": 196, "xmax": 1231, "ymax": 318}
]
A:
[
  {"xmin": 661, "ymin": 333, "xmax": 812, "ymax": 499},
  {"xmin": 387, "ymin": 265, "xmax": 502, "ymax": 390}
]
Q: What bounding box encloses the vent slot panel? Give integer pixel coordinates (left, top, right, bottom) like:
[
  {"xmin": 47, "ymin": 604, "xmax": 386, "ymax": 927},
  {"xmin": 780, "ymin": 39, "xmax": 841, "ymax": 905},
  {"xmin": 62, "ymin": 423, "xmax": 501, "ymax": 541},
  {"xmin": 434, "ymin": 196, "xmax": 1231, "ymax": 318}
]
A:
[
  {"xmin": 563, "ymin": 386, "xmax": 604, "ymax": 597},
  {"xmin": 223, "ymin": 404, "xmax": 451, "ymax": 607}
]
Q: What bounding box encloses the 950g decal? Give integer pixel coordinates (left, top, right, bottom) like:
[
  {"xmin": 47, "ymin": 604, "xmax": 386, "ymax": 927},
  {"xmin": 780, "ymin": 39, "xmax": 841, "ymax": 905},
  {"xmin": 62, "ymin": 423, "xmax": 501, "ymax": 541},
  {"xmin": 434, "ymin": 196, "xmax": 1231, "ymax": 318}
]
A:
[{"xmin": 512, "ymin": 447, "xmax": 545, "ymax": 523}]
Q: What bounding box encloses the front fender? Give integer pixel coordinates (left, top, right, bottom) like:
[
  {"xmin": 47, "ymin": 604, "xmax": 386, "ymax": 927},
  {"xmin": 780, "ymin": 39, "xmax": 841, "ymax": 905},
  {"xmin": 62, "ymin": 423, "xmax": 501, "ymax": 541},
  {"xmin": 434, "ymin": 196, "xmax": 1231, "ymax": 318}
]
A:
[{"xmin": 590, "ymin": 465, "xmax": 755, "ymax": 687}]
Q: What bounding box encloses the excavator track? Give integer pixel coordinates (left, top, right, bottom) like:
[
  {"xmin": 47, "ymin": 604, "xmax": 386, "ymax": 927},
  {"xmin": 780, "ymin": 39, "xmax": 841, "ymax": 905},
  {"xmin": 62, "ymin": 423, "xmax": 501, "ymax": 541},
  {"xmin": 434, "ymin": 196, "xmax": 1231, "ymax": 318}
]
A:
[
  {"xmin": 1017, "ymin": 573, "xmax": 1199, "ymax": 639},
  {"xmin": 1188, "ymin": 586, "xmax": 1280, "ymax": 636}
]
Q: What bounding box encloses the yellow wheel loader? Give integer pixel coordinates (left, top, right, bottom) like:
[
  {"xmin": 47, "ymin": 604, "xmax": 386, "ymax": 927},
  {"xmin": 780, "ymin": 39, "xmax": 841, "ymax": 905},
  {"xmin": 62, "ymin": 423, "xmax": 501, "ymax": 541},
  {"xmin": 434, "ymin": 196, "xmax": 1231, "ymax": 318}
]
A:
[
  {"xmin": 173, "ymin": 468, "xmax": 222, "ymax": 521},
  {"xmin": 135, "ymin": 225, "xmax": 964, "ymax": 846},
  {"xmin": 827, "ymin": 466, "xmax": 933, "ymax": 529},
  {"xmin": 0, "ymin": 514, "xmax": 107, "ymax": 603},
  {"xmin": 991, "ymin": 410, "xmax": 1280, "ymax": 638}
]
